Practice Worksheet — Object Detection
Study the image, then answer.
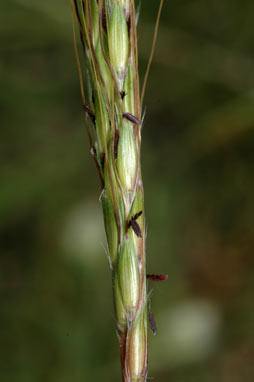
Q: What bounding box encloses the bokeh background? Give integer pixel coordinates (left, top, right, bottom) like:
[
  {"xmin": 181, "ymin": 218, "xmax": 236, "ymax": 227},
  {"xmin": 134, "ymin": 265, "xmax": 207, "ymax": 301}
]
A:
[{"xmin": 1, "ymin": 1, "xmax": 254, "ymax": 381}]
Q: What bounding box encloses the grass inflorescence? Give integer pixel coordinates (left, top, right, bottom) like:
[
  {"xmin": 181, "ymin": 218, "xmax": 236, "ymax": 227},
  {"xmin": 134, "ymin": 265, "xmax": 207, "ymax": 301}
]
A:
[{"xmin": 70, "ymin": 1, "xmax": 163, "ymax": 380}]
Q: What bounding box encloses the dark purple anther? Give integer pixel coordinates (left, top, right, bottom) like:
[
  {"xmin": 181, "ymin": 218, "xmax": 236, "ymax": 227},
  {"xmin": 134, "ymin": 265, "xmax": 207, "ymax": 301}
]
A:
[
  {"xmin": 120, "ymin": 91, "xmax": 127, "ymax": 100},
  {"xmin": 132, "ymin": 211, "xmax": 142, "ymax": 220},
  {"xmin": 130, "ymin": 220, "xmax": 142, "ymax": 238},
  {"xmin": 83, "ymin": 103, "xmax": 95, "ymax": 124},
  {"xmin": 114, "ymin": 130, "xmax": 120, "ymax": 158},
  {"xmin": 149, "ymin": 312, "xmax": 157, "ymax": 336},
  {"xmin": 122, "ymin": 112, "xmax": 141, "ymax": 125},
  {"xmin": 146, "ymin": 274, "xmax": 168, "ymax": 281},
  {"xmin": 127, "ymin": 211, "xmax": 143, "ymax": 238},
  {"xmin": 101, "ymin": 5, "xmax": 107, "ymax": 33}
]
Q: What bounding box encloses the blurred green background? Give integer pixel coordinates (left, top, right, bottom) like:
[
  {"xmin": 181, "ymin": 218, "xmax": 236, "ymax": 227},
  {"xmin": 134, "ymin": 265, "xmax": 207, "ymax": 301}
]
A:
[{"xmin": 1, "ymin": 1, "xmax": 254, "ymax": 381}]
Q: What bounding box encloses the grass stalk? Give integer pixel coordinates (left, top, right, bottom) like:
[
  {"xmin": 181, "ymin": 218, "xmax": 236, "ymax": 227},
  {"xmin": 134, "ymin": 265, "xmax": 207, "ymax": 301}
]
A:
[{"xmin": 70, "ymin": 1, "xmax": 163, "ymax": 380}]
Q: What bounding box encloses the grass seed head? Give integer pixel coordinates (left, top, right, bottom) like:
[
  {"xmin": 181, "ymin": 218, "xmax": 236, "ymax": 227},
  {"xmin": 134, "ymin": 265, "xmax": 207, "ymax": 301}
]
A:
[
  {"xmin": 129, "ymin": 308, "xmax": 148, "ymax": 380},
  {"xmin": 118, "ymin": 238, "xmax": 140, "ymax": 316},
  {"xmin": 109, "ymin": 3, "xmax": 129, "ymax": 88},
  {"xmin": 101, "ymin": 190, "xmax": 118, "ymax": 264},
  {"xmin": 116, "ymin": 120, "xmax": 138, "ymax": 192}
]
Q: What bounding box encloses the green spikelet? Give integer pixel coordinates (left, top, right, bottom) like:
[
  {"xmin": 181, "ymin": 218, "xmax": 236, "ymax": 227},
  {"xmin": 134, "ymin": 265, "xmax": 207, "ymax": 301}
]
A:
[
  {"xmin": 128, "ymin": 308, "xmax": 148, "ymax": 380},
  {"xmin": 101, "ymin": 190, "xmax": 118, "ymax": 264},
  {"xmin": 116, "ymin": 120, "xmax": 138, "ymax": 193},
  {"xmin": 108, "ymin": 3, "xmax": 129, "ymax": 87},
  {"xmin": 118, "ymin": 238, "xmax": 139, "ymax": 317}
]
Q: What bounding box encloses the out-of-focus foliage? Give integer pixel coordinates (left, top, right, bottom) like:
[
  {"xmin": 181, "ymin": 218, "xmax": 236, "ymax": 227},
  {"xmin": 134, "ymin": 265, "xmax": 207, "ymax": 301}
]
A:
[{"xmin": 1, "ymin": 1, "xmax": 254, "ymax": 381}]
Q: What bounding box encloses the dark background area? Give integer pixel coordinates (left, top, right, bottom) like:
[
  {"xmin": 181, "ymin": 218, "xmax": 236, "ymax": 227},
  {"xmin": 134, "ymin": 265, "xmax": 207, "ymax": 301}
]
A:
[{"xmin": 1, "ymin": 1, "xmax": 254, "ymax": 381}]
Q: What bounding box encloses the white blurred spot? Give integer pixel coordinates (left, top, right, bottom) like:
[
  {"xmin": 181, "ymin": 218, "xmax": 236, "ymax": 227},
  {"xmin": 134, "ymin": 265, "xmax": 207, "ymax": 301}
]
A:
[
  {"xmin": 151, "ymin": 299, "xmax": 221, "ymax": 369},
  {"xmin": 60, "ymin": 201, "xmax": 106, "ymax": 265}
]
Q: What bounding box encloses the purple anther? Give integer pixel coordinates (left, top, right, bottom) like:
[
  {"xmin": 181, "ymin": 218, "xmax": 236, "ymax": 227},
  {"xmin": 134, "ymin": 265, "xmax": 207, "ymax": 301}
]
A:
[
  {"xmin": 122, "ymin": 112, "xmax": 141, "ymax": 125},
  {"xmin": 146, "ymin": 274, "xmax": 168, "ymax": 282},
  {"xmin": 149, "ymin": 312, "xmax": 157, "ymax": 336}
]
